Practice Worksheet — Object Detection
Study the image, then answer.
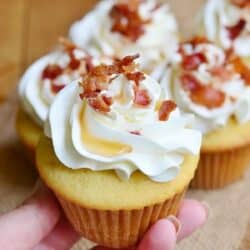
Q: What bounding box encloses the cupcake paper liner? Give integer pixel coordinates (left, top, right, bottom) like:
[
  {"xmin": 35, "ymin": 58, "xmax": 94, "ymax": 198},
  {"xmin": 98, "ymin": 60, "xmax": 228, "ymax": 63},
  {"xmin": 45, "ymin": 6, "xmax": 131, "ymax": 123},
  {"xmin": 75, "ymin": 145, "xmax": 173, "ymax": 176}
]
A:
[
  {"xmin": 56, "ymin": 188, "xmax": 186, "ymax": 248},
  {"xmin": 191, "ymin": 144, "xmax": 250, "ymax": 189}
]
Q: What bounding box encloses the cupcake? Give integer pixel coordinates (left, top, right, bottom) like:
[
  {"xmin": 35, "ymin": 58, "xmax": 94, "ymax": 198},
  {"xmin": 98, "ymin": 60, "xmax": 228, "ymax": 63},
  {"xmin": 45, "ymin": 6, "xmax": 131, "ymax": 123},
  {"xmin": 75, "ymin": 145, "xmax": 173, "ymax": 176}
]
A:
[
  {"xmin": 69, "ymin": 0, "xmax": 179, "ymax": 80},
  {"xmin": 17, "ymin": 39, "xmax": 110, "ymax": 160},
  {"xmin": 36, "ymin": 55, "xmax": 201, "ymax": 248},
  {"xmin": 198, "ymin": 0, "xmax": 250, "ymax": 61},
  {"xmin": 161, "ymin": 37, "xmax": 250, "ymax": 189}
]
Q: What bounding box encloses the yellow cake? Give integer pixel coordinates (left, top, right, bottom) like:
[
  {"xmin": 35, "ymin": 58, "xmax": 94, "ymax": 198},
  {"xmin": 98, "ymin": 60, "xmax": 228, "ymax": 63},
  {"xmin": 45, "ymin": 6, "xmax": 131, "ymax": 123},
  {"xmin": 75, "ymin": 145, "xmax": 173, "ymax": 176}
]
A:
[
  {"xmin": 37, "ymin": 135, "xmax": 199, "ymax": 248},
  {"xmin": 16, "ymin": 108, "xmax": 42, "ymax": 161}
]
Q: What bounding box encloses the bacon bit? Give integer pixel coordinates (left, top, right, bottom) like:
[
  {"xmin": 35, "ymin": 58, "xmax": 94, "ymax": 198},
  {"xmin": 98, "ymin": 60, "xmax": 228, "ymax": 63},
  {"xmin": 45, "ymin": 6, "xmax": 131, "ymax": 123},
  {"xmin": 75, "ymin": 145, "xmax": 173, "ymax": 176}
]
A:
[
  {"xmin": 181, "ymin": 37, "xmax": 210, "ymax": 48},
  {"xmin": 115, "ymin": 54, "xmax": 140, "ymax": 73},
  {"xmin": 182, "ymin": 53, "xmax": 207, "ymax": 70},
  {"xmin": 159, "ymin": 100, "xmax": 177, "ymax": 121},
  {"xmin": 209, "ymin": 66, "xmax": 235, "ymax": 82},
  {"xmin": 126, "ymin": 72, "xmax": 145, "ymax": 85},
  {"xmin": 226, "ymin": 19, "xmax": 246, "ymax": 40},
  {"xmin": 191, "ymin": 86, "xmax": 226, "ymax": 109},
  {"xmin": 231, "ymin": 0, "xmax": 250, "ymax": 8},
  {"xmin": 88, "ymin": 95, "xmax": 112, "ymax": 113},
  {"xmin": 68, "ymin": 57, "xmax": 81, "ymax": 70},
  {"xmin": 181, "ymin": 73, "xmax": 226, "ymax": 109},
  {"xmin": 134, "ymin": 88, "xmax": 151, "ymax": 106},
  {"xmin": 85, "ymin": 56, "xmax": 94, "ymax": 72},
  {"xmin": 51, "ymin": 83, "xmax": 65, "ymax": 94},
  {"xmin": 231, "ymin": 57, "xmax": 250, "ymax": 85},
  {"xmin": 181, "ymin": 73, "xmax": 201, "ymax": 92},
  {"xmin": 130, "ymin": 131, "xmax": 141, "ymax": 135},
  {"xmin": 102, "ymin": 95, "xmax": 113, "ymax": 106},
  {"xmin": 59, "ymin": 37, "xmax": 77, "ymax": 51},
  {"xmin": 110, "ymin": 2, "xmax": 151, "ymax": 42},
  {"xmin": 80, "ymin": 54, "xmax": 141, "ymax": 113},
  {"xmin": 42, "ymin": 65, "xmax": 63, "ymax": 80}
]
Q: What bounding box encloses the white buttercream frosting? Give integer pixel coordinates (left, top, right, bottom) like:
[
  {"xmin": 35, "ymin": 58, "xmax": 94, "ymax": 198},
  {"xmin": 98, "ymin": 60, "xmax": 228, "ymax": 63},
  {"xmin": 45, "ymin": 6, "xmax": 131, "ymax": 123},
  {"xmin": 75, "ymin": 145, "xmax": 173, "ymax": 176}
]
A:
[
  {"xmin": 69, "ymin": 0, "xmax": 179, "ymax": 78},
  {"xmin": 45, "ymin": 59, "xmax": 201, "ymax": 183},
  {"xmin": 161, "ymin": 41, "xmax": 250, "ymax": 134},
  {"xmin": 201, "ymin": 0, "xmax": 250, "ymax": 57},
  {"xmin": 19, "ymin": 46, "xmax": 110, "ymax": 126}
]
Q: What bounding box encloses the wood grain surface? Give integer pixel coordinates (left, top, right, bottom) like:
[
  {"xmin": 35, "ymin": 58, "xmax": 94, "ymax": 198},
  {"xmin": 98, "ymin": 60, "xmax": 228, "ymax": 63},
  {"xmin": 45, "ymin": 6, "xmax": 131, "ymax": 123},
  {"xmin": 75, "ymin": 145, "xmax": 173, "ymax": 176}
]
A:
[{"xmin": 1, "ymin": 1, "xmax": 250, "ymax": 250}]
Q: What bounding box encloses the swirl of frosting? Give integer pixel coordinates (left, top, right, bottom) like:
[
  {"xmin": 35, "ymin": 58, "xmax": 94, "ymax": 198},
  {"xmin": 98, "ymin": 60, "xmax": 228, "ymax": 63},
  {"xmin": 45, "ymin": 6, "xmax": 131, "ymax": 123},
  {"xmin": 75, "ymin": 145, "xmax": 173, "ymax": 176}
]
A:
[
  {"xmin": 45, "ymin": 55, "xmax": 201, "ymax": 183},
  {"xmin": 161, "ymin": 38, "xmax": 250, "ymax": 133},
  {"xmin": 69, "ymin": 0, "xmax": 179, "ymax": 78},
  {"xmin": 19, "ymin": 39, "xmax": 111, "ymax": 126},
  {"xmin": 201, "ymin": 0, "xmax": 250, "ymax": 57}
]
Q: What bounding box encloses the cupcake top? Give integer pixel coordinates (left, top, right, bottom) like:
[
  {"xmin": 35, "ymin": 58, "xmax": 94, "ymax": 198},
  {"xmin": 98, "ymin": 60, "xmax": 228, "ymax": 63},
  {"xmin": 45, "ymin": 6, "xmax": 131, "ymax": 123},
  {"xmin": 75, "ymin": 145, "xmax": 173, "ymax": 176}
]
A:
[
  {"xmin": 162, "ymin": 37, "xmax": 250, "ymax": 133},
  {"xmin": 69, "ymin": 0, "xmax": 179, "ymax": 78},
  {"xmin": 201, "ymin": 0, "xmax": 250, "ymax": 57},
  {"xmin": 19, "ymin": 39, "xmax": 112, "ymax": 126},
  {"xmin": 45, "ymin": 55, "xmax": 201, "ymax": 183}
]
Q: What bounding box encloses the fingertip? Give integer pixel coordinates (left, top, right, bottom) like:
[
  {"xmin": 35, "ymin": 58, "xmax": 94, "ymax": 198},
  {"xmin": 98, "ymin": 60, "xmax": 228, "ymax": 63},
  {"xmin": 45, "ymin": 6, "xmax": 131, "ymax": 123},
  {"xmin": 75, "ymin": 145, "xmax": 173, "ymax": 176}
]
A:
[
  {"xmin": 34, "ymin": 216, "xmax": 80, "ymax": 250},
  {"xmin": 177, "ymin": 199, "xmax": 208, "ymax": 241},
  {"xmin": 138, "ymin": 219, "xmax": 177, "ymax": 250}
]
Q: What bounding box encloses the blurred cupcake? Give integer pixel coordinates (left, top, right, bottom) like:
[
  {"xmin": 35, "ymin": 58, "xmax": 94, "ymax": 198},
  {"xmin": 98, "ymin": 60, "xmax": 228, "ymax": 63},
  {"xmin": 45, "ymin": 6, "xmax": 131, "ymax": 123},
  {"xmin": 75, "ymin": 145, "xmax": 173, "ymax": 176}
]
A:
[
  {"xmin": 17, "ymin": 39, "xmax": 110, "ymax": 160},
  {"xmin": 36, "ymin": 55, "xmax": 201, "ymax": 248},
  {"xmin": 161, "ymin": 37, "xmax": 250, "ymax": 189},
  {"xmin": 198, "ymin": 0, "xmax": 250, "ymax": 62},
  {"xmin": 69, "ymin": 0, "xmax": 179, "ymax": 79}
]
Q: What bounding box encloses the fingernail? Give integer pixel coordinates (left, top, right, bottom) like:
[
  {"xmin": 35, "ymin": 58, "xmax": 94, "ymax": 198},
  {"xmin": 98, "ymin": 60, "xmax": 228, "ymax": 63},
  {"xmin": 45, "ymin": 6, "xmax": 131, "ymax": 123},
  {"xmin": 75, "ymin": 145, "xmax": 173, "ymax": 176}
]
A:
[
  {"xmin": 167, "ymin": 215, "xmax": 181, "ymax": 235},
  {"xmin": 201, "ymin": 201, "xmax": 210, "ymax": 219}
]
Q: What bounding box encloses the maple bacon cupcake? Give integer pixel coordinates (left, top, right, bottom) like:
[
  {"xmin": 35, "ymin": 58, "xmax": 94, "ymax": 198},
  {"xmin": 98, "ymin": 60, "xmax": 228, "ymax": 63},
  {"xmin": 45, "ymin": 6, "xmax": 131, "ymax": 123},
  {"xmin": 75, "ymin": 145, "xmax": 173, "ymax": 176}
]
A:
[
  {"xmin": 69, "ymin": 0, "xmax": 179, "ymax": 80},
  {"xmin": 17, "ymin": 39, "xmax": 105, "ymax": 160},
  {"xmin": 162, "ymin": 38, "xmax": 250, "ymax": 189},
  {"xmin": 198, "ymin": 0, "xmax": 250, "ymax": 62},
  {"xmin": 36, "ymin": 55, "xmax": 201, "ymax": 248}
]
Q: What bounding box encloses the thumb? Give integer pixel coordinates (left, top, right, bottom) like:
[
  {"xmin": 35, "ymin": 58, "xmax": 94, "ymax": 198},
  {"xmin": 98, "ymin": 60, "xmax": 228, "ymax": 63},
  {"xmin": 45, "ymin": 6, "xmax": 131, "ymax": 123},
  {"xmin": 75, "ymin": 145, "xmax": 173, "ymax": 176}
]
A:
[{"xmin": 138, "ymin": 218, "xmax": 179, "ymax": 250}]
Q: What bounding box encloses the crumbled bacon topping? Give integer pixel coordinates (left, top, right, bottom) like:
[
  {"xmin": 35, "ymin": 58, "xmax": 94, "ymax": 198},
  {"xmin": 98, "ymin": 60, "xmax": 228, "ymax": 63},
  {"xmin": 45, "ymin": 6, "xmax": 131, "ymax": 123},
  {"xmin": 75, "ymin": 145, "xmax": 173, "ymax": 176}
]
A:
[
  {"xmin": 226, "ymin": 19, "xmax": 246, "ymax": 40},
  {"xmin": 109, "ymin": 1, "xmax": 151, "ymax": 42},
  {"xmin": 158, "ymin": 100, "xmax": 177, "ymax": 121},
  {"xmin": 231, "ymin": 0, "xmax": 250, "ymax": 8},
  {"xmin": 134, "ymin": 88, "xmax": 151, "ymax": 106},
  {"xmin": 231, "ymin": 57, "xmax": 250, "ymax": 85},
  {"xmin": 79, "ymin": 54, "xmax": 148, "ymax": 112},
  {"xmin": 126, "ymin": 72, "xmax": 146, "ymax": 86},
  {"xmin": 208, "ymin": 66, "xmax": 235, "ymax": 82},
  {"xmin": 51, "ymin": 83, "xmax": 66, "ymax": 94},
  {"xmin": 130, "ymin": 131, "xmax": 141, "ymax": 135},
  {"xmin": 182, "ymin": 53, "xmax": 207, "ymax": 70},
  {"xmin": 88, "ymin": 94, "xmax": 113, "ymax": 113},
  {"xmin": 181, "ymin": 73, "xmax": 226, "ymax": 109},
  {"xmin": 41, "ymin": 38, "xmax": 94, "ymax": 95},
  {"xmin": 42, "ymin": 65, "xmax": 63, "ymax": 80},
  {"xmin": 181, "ymin": 37, "xmax": 210, "ymax": 48}
]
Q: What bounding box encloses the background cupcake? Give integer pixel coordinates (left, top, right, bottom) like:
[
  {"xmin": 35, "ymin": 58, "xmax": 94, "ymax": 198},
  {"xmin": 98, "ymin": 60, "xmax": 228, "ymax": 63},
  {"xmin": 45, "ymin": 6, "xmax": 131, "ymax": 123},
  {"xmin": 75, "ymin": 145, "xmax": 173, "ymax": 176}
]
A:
[
  {"xmin": 161, "ymin": 37, "xmax": 250, "ymax": 189},
  {"xmin": 17, "ymin": 39, "xmax": 109, "ymax": 160},
  {"xmin": 69, "ymin": 0, "xmax": 179, "ymax": 80},
  {"xmin": 198, "ymin": 0, "xmax": 250, "ymax": 62},
  {"xmin": 37, "ymin": 55, "xmax": 201, "ymax": 248}
]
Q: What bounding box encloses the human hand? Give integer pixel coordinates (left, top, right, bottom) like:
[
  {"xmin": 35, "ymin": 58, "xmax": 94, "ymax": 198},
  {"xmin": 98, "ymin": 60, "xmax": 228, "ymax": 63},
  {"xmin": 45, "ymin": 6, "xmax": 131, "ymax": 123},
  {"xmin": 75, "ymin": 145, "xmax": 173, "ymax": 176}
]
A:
[{"xmin": 0, "ymin": 181, "xmax": 208, "ymax": 250}]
